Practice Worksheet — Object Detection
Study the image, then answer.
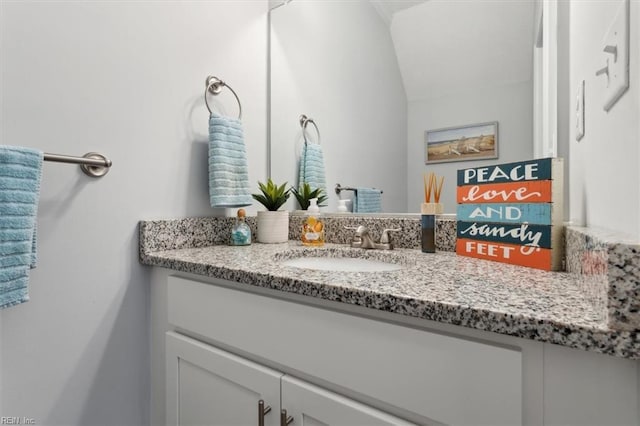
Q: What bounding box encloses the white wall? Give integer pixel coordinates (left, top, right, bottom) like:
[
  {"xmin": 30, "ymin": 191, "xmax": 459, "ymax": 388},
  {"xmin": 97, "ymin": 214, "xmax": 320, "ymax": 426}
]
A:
[
  {"xmin": 0, "ymin": 1, "xmax": 268, "ymax": 424},
  {"xmin": 391, "ymin": 0, "xmax": 534, "ymax": 102},
  {"xmin": 397, "ymin": 1, "xmax": 534, "ymax": 214},
  {"xmin": 569, "ymin": 0, "xmax": 640, "ymax": 239},
  {"xmin": 557, "ymin": 0, "xmax": 571, "ymax": 221},
  {"xmin": 407, "ymin": 81, "xmax": 533, "ymax": 213},
  {"xmin": 270, "ymin": 0, "xmax": 407, "ymax": 212}
]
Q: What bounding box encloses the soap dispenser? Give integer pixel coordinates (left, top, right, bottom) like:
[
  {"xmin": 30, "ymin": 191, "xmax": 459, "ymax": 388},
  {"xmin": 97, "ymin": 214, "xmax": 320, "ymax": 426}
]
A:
[
  {"xmin": 231, "ymin": 208, "xmax": 251, "ymax": 246},
  {"xmin": 302, "ymin": 198, "xmax": 324, "ymax": 246},
  {"xmin": 337, "ymin": 199, "xmax": 349, "ymax": 213}
]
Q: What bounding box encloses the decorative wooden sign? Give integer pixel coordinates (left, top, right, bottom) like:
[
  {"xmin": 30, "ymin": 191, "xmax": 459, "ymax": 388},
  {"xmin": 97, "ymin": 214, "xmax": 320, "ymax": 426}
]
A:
[{"xmin": 456, "ymin": 158, "xmax": 563, "ymax": 271}]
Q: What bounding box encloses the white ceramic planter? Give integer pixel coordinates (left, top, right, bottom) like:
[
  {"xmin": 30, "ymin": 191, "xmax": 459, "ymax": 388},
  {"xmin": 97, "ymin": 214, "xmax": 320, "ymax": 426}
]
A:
[{"xmin": 257, "ymin": 210, "xmax": 289, "ymax": 243}]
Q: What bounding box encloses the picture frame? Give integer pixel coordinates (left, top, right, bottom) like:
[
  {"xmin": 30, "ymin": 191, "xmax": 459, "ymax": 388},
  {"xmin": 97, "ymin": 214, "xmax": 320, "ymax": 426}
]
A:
[{"xmin": 425, "ymin": 121, "xmax": 498, "ymax": 164}]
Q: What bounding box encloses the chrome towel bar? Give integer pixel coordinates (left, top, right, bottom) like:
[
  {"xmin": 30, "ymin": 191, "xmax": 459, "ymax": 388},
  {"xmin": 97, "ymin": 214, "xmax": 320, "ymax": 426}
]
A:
[
  {"xmin": 43, "ymin": 152, "xmax": 112, "ymax": 177},
  {"xmin": 335, "ymin": 183, "xmax": 383, "ymax": 195}
]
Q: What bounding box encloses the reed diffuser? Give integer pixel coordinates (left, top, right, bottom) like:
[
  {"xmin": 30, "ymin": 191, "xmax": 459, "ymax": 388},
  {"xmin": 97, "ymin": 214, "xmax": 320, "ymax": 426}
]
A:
[
  {"xmin": 421, "ymin": 172, "xmax": 444, "ymax": 253},
  {"xmin": 422, "ymin": 172, "xmax": 444, "ymax": 214}
]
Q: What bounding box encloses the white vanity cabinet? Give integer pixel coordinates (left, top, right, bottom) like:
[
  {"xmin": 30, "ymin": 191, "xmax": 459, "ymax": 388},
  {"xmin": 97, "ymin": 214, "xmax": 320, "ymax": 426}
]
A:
[
  {"xmin": 151, "ymin": 272, "xmax": 640, "ymax": 426},
  {"xmin": 166, "ymin": 331, "xmax": 413, "ymax": 426},
  {"xmin": 280, "ymin": 376, "xmax": 415, "ymax": 426},
  {"xmin": 161, "ymin": 275, "xmax": 523, "ymax": 425},
  {"xmin": 166, "ymin": 332, "xmax": 282, "ymax": 426}
]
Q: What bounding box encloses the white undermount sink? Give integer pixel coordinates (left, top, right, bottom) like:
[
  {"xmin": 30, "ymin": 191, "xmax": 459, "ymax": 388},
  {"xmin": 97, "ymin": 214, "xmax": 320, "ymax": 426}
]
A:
[{"xmin": 281, "ymin": 256, "xmax": 403, "ymax": 272}]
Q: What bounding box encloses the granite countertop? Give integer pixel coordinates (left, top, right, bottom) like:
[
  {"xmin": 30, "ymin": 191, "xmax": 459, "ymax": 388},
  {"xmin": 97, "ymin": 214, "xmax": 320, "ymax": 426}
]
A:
[{"xmin": 140, "ymin": 241, "xmax": 640, "ymax": 359}]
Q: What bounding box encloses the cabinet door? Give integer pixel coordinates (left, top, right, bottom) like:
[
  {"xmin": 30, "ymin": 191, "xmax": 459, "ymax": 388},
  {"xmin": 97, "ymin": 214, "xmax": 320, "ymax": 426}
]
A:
[
  {"xmin": 166, "ymin": 332, "xmax": 282, "ymax": 426},
  {"xmin": 281, "ymin": 376, "xmax": 416, "ymax": 426}
]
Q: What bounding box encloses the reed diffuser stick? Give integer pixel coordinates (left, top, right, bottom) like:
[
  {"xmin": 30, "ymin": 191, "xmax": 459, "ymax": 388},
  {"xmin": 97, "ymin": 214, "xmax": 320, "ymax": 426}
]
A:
[
  {"xmin": 423, "ymin": 173, "xmax": 427, "ymax": 203},
  {"xmin": 424, "ymin": 172, "xmax": 433, "ymax": 203},
  {"xmin": 423, "ymin": 173, "xmax": 445, "ymax": 203},
  {"xmin": 434, "ymin": 176, "xmax": 444, "ymax": 203},
  {"xmin": 421, "ymin": 172, "xmax": 444, "ymax": 215},
  {"xmin": 429, "ymin": 173, "xmax": 435, "ymax": 201}
]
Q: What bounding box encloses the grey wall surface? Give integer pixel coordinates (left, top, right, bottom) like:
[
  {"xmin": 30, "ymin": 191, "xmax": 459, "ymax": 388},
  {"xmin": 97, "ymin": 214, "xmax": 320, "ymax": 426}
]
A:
[
  {"xmin": 270, "ymin": 0, "xmax": 407, "ymax": 212},
  {"xmin": 406, "ymin": 81, "xmax": 533, "ymax": 213},
  {"xmin": 568, "ymin": 0, "xmax": 640, "ymax": 239},
  {"xmin": 0, "ymin": 1, "xmax": 268, "ymax": 424}
]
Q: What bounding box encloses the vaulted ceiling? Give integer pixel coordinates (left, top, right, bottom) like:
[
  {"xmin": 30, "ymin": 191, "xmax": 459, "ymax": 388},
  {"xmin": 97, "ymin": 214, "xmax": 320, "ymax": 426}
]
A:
[{"xmin": 372, "ymin": 0, "xmax": 536, "ymax": 101}]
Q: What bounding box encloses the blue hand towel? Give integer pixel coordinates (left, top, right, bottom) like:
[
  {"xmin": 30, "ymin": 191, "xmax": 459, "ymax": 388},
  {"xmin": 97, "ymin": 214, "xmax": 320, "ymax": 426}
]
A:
[
  {"xmin": 298, "ymin": 143, "xmax": 326, "ymax": 195},
  {"xmin": 0, "ymin": 146, "xmax": 43, "ymax": 309},
  {"xmin": 209, "ymin": 113, "xmax": 252, "ymax": 207},
  {"xmin": 355, "ymin": 188, "xmax": 382, "ymax": 213}
]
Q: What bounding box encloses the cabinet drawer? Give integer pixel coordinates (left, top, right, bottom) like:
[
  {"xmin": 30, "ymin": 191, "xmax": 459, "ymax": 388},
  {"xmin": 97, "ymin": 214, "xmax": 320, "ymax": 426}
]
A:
[{"xmin": 168, "ymin": 275, "xmax": 522, "ymax": 425}]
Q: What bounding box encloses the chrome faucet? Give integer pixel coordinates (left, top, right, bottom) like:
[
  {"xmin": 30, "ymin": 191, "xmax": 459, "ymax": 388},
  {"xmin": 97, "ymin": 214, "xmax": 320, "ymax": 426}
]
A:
[{"xmin": 346, "ymin": 226, "xmax": 401, "ymax": 250}]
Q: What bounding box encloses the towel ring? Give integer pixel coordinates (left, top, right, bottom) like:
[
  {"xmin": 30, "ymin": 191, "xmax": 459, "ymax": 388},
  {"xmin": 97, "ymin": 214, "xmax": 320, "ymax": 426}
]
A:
[
  {"xmin": 205, "ymin": 76, "xmax": 242, "ymax": 119},
  {"xmin": 299, "ymin": 114, "xmax": 321, "ymax": 145}
]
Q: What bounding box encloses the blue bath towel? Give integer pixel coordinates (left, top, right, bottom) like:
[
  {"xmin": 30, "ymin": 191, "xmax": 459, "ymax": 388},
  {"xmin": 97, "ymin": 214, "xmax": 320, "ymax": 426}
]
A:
[
  {"xmin": 355, "ymin": 188, "xmax": 382, "ymax": 213},
  {"xmin": 208, "ymin": 113, "xmax": 252, "ymax": 207},
  {"xmin": 298, "ymin": 143, "xmax": 326, "ymax": 195},
  {"xmin": 0, "ymin": 146, "xmax": 43, "ymax": 309}
]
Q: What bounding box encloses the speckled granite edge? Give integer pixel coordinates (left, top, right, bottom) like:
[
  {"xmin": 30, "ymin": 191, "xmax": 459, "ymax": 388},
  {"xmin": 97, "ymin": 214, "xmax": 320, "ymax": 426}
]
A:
[
  {"xmin": 289, "ymin": 213, "xmax": 456, "ymax": 251},
  {"xmin": 140, "ymin": 217, "xmax": 640, "ymax": 334},
  {"xmin": 566, "ymin": 226, "xmax": 640, "ymax": 331},
  {"xmin": 139, "ymin": 214, "xmax": 456, "ymax": 258},
  {"xmin": 140, "ymin": 245, "xmax": 640, "ymax": 360},
  {"xmin": 138, "ymin": 217, "xmax": 256, "ymax": 257}
]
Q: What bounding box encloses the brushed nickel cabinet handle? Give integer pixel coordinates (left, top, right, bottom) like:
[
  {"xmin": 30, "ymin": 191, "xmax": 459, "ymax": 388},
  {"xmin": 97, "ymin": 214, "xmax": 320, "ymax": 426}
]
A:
[
  {"xmin": 258, "ymin": 399, "xmax": 272, "ymax": 426},
  {"xmin": 280, "ymin": 409, "xmax": 294, "ymax": 426}
]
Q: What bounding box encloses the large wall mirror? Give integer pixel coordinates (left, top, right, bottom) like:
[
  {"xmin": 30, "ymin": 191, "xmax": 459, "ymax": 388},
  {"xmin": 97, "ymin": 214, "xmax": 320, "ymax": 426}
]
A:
[{"xmin": 269, "ymin": 0, "xmax": 555, "ymax": 214}]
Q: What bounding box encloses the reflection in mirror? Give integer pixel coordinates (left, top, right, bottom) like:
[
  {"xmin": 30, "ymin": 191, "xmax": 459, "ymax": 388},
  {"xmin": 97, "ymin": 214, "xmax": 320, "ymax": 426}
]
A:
[{"xmin": 270, "ymin": 0, "xmax": 539, "ymax": 213}]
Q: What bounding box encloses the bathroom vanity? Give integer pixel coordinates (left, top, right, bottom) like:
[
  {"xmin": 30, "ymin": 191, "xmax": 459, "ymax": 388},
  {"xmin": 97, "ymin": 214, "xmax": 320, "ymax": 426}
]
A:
[{"xmin": 142, "ymin": 218, "xmax": 640, "ymax": 426}]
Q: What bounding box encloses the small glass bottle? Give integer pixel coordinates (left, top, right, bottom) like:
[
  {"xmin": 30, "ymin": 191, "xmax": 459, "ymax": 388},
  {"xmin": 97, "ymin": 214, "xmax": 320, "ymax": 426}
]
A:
[
  {"xmin": 302, "ymin": 198, "xmax": 325, "ymax": 246},
  {"xmin": 231, "ymin": 208, "xmax": 251, "ymax": 246}
]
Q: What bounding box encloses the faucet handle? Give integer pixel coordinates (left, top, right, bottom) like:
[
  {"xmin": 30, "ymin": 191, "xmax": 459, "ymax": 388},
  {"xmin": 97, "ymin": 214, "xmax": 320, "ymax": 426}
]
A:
[
  {"xmin": 344, "ymin": 225, "xmax": 368, "ymax": 247},
  {"xmin": 344, "ymin": 225, "xmax": 367, "ymax": 235},
  {"xmin": 380, "ymin": 228, "xmax": 401, "ymax": 244},
  {"xmin": 344, "ymin": 226, "xmax": 359, "ymax": 242}
]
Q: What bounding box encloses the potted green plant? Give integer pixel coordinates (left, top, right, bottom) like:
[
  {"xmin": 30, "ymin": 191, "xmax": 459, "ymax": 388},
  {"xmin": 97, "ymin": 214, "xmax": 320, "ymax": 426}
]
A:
[
  {"xmin": 291, "ymin": 183, "xmax": 328, "ymax": 211},
  {"xmin": 252, "ymin": 178, "xmax": 291, "ymax": 243}
]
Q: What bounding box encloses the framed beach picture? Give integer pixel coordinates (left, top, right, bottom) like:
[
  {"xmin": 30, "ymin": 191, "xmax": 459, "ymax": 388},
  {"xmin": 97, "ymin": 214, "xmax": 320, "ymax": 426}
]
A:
[{"xmin": 425, "ymin": 121, "xmax": 498, "ymax": 164}]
